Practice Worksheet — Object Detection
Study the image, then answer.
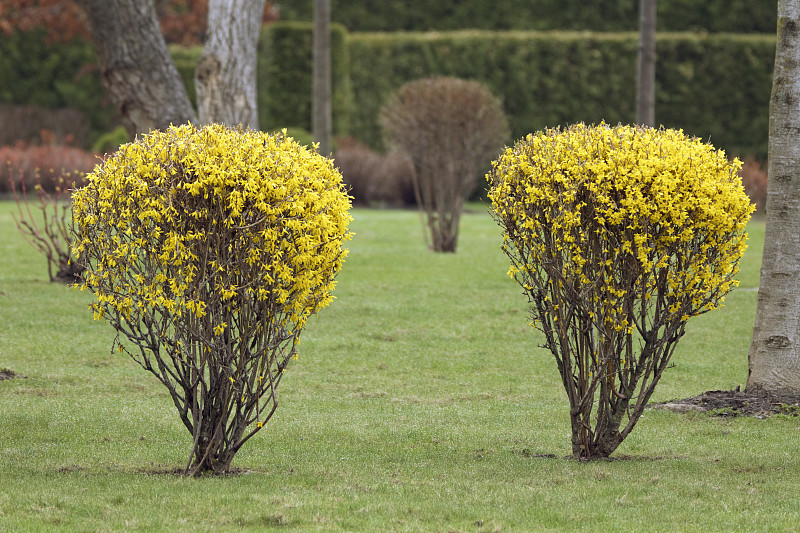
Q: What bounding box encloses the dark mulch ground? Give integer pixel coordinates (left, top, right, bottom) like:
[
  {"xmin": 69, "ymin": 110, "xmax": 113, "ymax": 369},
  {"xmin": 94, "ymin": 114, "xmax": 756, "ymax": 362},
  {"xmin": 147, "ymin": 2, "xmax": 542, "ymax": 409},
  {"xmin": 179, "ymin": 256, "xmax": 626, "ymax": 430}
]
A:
[
  {"xmin": 652, "ymin": 388, "xmax": 800, "ymax": 418},
  {"xmin": 0, "ymin": 368, "xmax": 25, "ymax": 381}
]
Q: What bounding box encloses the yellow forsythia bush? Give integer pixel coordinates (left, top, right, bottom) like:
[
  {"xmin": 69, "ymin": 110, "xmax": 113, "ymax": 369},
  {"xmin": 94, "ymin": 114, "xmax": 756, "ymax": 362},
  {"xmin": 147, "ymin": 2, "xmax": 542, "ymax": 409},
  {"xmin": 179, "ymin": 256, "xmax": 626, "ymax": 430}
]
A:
[
  {"xmin": 72, "ymin": 123, "xmax": 352, "ymax": 475},
  {"xmin": 487, "ymin": 123, "xmax": 753, "ymax": 459}
]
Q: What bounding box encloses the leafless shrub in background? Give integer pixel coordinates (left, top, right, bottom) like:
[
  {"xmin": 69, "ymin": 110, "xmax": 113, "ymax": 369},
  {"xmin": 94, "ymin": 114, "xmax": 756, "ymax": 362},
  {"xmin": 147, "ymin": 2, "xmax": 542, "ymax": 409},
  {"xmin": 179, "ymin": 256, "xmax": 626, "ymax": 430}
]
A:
[
  {"xmin": 380, "ymin": 77, "xmax": 509, "ymax": 252},
  {"xmin": 9, "ymin": 169, "xmax": 85, "ymax": 283}
]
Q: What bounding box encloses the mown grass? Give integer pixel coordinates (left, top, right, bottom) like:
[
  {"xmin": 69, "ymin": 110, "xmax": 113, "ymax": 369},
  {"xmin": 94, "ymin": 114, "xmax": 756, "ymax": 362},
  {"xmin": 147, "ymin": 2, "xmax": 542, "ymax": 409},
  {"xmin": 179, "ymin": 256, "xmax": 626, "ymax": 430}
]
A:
[{"xmin": 1, "ymin": 201, "xmax": 797, "ymax": 532}]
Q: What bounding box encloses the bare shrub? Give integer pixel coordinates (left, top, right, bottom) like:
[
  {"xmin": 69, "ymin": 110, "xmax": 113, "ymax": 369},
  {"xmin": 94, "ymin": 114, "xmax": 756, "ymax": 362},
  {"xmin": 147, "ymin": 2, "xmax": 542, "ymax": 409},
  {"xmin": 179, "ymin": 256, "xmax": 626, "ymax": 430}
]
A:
[
  {"xmin": 10, "ymin": 173, "xmax": 85, "ymax": 283},
  {"xmin": 3, "ymin": 137, "xmax": 91, "ymax": 283},
  {"xmin": 380, "ymin": 77, "xmax": 509, "ymax": 252}
]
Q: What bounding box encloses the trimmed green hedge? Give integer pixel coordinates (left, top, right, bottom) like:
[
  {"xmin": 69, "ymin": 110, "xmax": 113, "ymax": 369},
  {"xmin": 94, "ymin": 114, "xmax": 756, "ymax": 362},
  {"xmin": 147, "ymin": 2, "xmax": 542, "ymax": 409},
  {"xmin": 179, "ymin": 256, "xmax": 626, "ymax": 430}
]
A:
[
  {"xmin": 279, "ymin": 0, "xmax": 776, "ymax": 34},
  {"xmin": 1, "ymin": 24, "xmax": 775, "ymax": 161},
  {"xmin": 0, "ymin": 29, "xmax": 114, "ymax": 145},
  {"xmin": 345, "ymin": 30, "xmax": 774, "ymax": 160},
  {"xmin": 347, "ymin": 31, "xmax": 637, "ymax": 151},
  {"xmin": 257, "ymin": 21, "xmax": 352, "ymax": 135},
  {"xmin": 175, "ymin": 27, "xmax": 774, "ymax": 160},
  {"xmin": 656, "ymin": 33, "xmax": 774, "ymax": 160},
  {"xmin": 169, "ymin": 22, "xmax": 354, "ymax": 140}
]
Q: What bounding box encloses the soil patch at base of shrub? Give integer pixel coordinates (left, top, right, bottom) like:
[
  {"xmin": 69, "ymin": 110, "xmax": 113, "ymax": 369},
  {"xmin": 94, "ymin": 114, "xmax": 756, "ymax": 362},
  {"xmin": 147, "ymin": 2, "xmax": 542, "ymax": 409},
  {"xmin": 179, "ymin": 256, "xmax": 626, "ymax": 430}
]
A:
[
  {"xmin": 653, "ymin": 389, "xmax": 800, "ymax": 418},
  {"xmin": 0, "ymin": 368, "xmax": 26, "ymax": 380}
]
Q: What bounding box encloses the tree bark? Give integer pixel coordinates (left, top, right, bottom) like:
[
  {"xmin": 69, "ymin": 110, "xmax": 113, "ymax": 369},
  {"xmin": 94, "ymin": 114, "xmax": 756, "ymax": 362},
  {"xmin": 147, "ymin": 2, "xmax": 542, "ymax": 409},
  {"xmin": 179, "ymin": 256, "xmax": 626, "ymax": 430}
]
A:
[
  {"xmin": 195, "ymin": 0, "xmax": 265, "ymax": 129},
  {"xmin": 313, "ymin": 0, "xmax": 333, "ymax": 155},
  {"xmin": 636, "ymin": 0, "xmax": 656, "ymax": 126},
  {"xmin": 747, "ymin": 0, "xmax": 800, "ymax": 395},
  {"xmin": 75, "ymin": 0, "xmax": 197, "ymax": 137}
]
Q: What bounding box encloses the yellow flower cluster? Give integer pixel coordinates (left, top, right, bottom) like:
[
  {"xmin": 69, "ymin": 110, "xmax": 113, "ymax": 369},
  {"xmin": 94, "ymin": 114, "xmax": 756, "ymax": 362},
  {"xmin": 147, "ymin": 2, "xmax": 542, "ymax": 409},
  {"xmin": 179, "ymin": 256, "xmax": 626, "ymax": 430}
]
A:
[
  {"xmin": 487, "ymin": 123, "xmax": 753, "ymax": 330},
  {"xmin": 73, "ymin": 123, "xmax": 352, "ymax": 330}
]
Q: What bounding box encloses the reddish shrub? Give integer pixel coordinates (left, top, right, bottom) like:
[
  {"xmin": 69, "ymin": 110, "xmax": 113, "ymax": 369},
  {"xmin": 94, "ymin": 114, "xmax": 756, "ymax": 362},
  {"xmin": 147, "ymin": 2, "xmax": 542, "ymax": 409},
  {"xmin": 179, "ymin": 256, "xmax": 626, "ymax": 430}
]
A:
[
  {"xmin": 334, "ymin": 138, "xmax": 415, "ymax": 207},
  {"xmin": 0, "ymin": 103, "xmax": 90, "ymax": 147},
  {"xmin": 333, "ymin": 140, "xmax": 383, "ymax": 205},
  {"xmin": 377, "ymin": 150, "xmax": 416, "ymax": 206},
  {"xmin": 1, "ymin": 134, "xmax": 97, "ymax": 193},
  {"xmin": 739, "ymin": 157, "xmax": 768, "ymax": 214}
]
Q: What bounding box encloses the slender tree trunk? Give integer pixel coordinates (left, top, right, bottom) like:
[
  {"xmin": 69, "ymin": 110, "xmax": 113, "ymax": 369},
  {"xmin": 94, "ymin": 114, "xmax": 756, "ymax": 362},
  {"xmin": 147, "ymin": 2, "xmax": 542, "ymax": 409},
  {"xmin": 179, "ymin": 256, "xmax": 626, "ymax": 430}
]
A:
[
  {"xmin": 313, "ymin": 0, "xmax": 333, "ymax": 155},
  {"xmin": 747, "ymin": 0, "xmax": 800, "ymax": 396},
  {"xmin": 636, "ymin": 0, "xmax": 656, "ymax": 126},
  {"xmin": 195, "ymin": 0, "xmax": 266, "ymax": 128},
  {"xmin": 75, "ymin": 0, "xmax": 197, "ymax": 137}
]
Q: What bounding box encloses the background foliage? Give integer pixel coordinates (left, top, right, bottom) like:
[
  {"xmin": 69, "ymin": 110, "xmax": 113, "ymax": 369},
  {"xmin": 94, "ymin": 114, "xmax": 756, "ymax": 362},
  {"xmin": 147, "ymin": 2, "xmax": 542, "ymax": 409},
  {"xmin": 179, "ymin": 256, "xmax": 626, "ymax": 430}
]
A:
[
  {"xmin": 0, "ymin": 28, "xmax": 112, "ymax": 146},
  {"xmin": 277, "ymin": 0, "xmax": 776, "ymax": 33},
  {"xmin": 257, "ymin": 21, "xmax": 353, "ymax": 137},
  {"xmin": 0, "ymin": 9, "xmax": 776, "ymax": 161},
  {"xmin": 346, "ymin": 30, "xmax": 774, "ymax": 159}
]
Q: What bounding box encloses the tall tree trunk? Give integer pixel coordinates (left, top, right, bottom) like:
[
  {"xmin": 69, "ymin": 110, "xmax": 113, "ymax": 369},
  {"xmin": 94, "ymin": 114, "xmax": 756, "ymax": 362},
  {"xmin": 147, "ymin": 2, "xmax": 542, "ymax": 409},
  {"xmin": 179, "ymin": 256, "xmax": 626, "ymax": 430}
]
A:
[
  {"xmin": 75, "ymin": 0, "xmax": 197, "ymax": 137},
  {"xmin": 195, "ymin": 0, "xmax": 265, "ymax": 129},
  {"xmin": 636, "ymin": 0, "xmax": 656, "ymax": 126},
  {"xmin": 313, "ymin": 0, "xmax": 333, "ymax": 155},
  {"xmin": 747, "ymin": 0, "xmax": 800, "ymax": 396}
]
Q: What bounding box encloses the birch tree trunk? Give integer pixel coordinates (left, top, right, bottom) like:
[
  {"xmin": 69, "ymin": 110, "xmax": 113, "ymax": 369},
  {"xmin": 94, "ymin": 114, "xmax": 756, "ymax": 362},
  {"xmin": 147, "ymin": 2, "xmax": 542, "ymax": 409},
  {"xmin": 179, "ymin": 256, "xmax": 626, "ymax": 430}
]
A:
[
  {"xmin": 75, "ymin": 0, "xmax": 197, "ymax": 137},
  {"xmin": 636, "ymin": 0, "xmax": 656, "ymax": 126},
  {"xmin": 746, "ymin": 0, "xmax": 800, "ymax": 396},
  {"xmin": 313, "ymin": 0, "xmax": 333, "ymax": 155},
  {"xmin": 195, "ymin": 0, "xmax": 265, "ymax": 129}
]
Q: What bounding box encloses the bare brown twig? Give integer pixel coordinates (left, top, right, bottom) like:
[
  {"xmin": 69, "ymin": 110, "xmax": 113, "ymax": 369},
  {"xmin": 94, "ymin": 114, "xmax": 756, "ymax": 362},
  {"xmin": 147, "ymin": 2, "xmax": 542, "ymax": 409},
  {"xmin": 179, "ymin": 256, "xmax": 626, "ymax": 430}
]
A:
[{"xmin": 9, "ymin": 167, "xmax": 85, "ymax": 283}]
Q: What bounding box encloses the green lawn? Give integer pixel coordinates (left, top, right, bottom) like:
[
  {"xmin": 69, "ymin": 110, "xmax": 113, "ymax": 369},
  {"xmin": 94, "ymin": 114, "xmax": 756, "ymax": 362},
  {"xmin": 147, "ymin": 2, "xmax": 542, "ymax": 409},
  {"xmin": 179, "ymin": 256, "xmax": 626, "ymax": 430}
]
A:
[{"xmin": 1, "ymin": 201, "xmax": 797, "ymax": 532}]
